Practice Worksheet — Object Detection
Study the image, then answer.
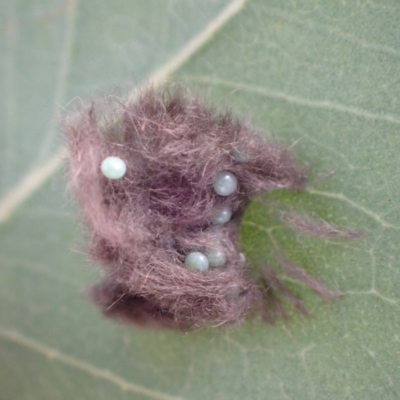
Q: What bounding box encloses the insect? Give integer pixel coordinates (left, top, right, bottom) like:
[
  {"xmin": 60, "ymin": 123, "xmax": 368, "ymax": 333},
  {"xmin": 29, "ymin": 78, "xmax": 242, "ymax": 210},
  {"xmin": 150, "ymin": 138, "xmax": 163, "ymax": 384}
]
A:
[{"xmin": 65, "ymin": 85, "xmax": 345, "ymax": 330}]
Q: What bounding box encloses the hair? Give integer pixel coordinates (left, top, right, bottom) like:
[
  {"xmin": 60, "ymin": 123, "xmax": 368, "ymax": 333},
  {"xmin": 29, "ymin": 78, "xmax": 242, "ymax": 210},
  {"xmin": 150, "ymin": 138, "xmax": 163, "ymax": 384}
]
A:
[{"xmin": 64, "ymin": 85, "xmax": 343, "ymax": 330}]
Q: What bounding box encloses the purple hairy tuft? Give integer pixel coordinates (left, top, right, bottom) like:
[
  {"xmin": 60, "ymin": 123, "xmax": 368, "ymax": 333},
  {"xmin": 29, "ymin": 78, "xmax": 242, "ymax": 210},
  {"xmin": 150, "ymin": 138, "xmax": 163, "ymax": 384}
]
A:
[{"xmin": 64, "ymin": 85, "xmax": 342, "ymax": 330}]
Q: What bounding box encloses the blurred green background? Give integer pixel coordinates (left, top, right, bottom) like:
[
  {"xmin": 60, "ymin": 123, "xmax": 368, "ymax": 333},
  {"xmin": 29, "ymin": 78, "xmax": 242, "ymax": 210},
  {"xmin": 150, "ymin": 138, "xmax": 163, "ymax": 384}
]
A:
[{"xmin": 1, "ymin": 0, "xmax": 399, "ymax": 399}]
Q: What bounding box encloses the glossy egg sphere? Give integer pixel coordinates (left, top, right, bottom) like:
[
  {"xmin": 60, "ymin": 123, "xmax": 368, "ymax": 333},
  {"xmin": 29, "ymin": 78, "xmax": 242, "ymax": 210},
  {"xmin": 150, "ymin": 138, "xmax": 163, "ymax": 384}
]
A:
[
  {"xmin": 100, "ymin": 156, "xmax": 126, "ymax": 180},
  {"xmin": 213, "ymin": 171, "xmax": 237, "ymax": 196}
]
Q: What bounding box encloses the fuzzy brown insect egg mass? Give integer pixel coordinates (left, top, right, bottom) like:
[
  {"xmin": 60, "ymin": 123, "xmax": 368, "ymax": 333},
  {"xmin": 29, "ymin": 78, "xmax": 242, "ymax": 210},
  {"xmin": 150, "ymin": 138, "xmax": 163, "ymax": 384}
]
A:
[{"xmin": 65, "ymin": 85, "xmax": 325, "ymax": 330}]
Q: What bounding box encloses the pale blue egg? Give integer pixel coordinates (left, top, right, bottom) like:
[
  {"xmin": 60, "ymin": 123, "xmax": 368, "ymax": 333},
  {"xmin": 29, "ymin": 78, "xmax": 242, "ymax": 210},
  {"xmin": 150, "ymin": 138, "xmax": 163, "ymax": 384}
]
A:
[
  {"xmin": 211, "ymin": 205, "xmax": 232, "ymax": 225},
  {"xmin": 101, "ymin": 156, "xmax": 126, "ymax": 179},
  {"xmin": 184, "ymin": 252, "xmax": 209, "ymax": 272},
  {"xmin": 213, "ymin": 171, "xmax": 238, "ymax": 196},
  {"xmin": 206, "ymin": 249, "xmax": 227, "ymax": 267}
]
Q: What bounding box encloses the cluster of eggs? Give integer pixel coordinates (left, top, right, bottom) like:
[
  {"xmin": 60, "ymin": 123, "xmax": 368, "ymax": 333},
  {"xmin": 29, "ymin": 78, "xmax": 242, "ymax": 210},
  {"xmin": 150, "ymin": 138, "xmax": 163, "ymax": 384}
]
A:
[{"xmin": 100, "ymin": 156, "xmax": 240, "ymax": 272}]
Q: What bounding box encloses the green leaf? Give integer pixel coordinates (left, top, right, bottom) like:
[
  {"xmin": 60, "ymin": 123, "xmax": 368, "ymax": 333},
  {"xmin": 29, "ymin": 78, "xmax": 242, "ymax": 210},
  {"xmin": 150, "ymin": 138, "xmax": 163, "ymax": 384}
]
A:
[{"xmin": 1, "ymin": 0, "xmax": 399, "ymax": 399}]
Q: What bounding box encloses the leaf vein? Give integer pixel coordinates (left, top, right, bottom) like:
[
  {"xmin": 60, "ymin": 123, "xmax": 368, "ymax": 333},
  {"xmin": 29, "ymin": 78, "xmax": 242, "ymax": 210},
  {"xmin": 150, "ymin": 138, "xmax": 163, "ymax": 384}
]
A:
[
  {"xmin": 130, "ymin": 0, "xmax": 247, "ymax": 95},
  {"xmin": 306, "ymin": 188, "xmax": 399, "ymax": 230},
  {"xmin": 184, "ymin": 76, "xmax": 400, "ymax": 125},
  {"xmin": 0, "ymin": 327, "xmax": 184, "ymax": 400},
  {"xmin": 37, "ymin": 0, "xmax": 78, "ymax": 161},
  {"xmin": 0, "ymin": 147, "xmax": 66, "ymax": 224}
]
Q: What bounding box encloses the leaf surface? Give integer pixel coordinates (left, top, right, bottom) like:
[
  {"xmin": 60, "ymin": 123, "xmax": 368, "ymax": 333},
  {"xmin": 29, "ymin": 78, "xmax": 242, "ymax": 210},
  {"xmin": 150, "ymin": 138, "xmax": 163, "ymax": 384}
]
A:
[{"xmin": 1, "ymin": 0, "xmax": 399, "ymax": 399}]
